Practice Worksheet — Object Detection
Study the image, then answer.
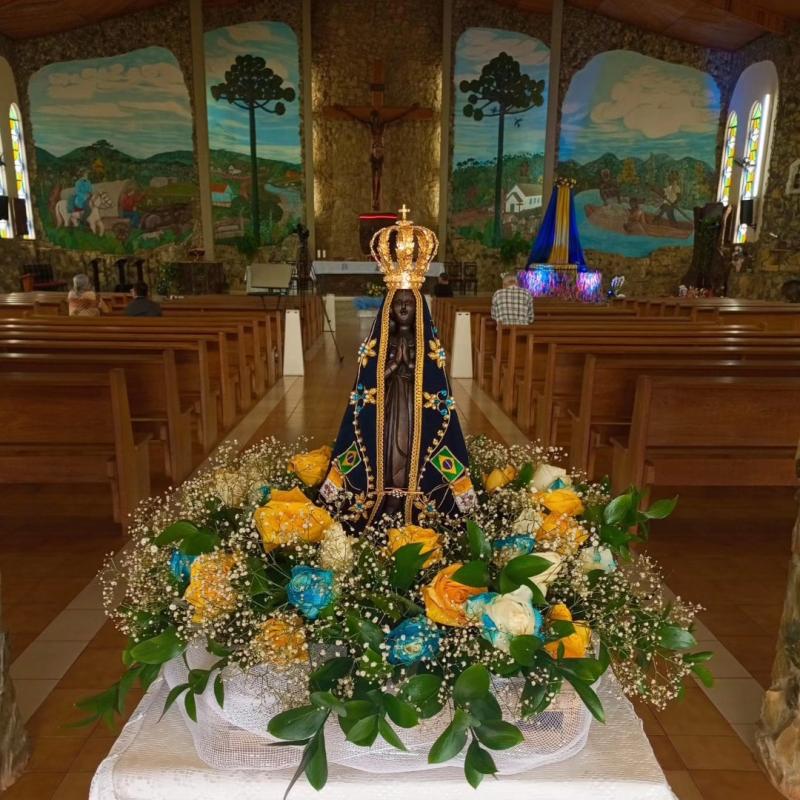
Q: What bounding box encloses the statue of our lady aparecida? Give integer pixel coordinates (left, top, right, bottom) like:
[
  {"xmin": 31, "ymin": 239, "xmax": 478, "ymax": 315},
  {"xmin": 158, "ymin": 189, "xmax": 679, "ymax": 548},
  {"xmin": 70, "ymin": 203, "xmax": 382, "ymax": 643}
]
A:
[{"xmin": 319, "ymin": 208, "xmax": 477, "ymax": 530}]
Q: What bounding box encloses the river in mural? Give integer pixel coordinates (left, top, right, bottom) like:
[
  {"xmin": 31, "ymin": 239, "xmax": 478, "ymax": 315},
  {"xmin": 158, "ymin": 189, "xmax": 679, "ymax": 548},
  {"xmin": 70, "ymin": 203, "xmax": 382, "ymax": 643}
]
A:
[
  {"xmin": 558, "ymin": 50, "xmax": 720, "ymax": 258},
  {"xmin": 451, "ymin": 27, "xmax": 549, "ymax": 256},
  {"xmin": 29, "ymin": 46, "xmax": 195, "ymax": 254},
  {"xmin": 205, "ymin": 21, "xmax": 302, "ymax": 253}
]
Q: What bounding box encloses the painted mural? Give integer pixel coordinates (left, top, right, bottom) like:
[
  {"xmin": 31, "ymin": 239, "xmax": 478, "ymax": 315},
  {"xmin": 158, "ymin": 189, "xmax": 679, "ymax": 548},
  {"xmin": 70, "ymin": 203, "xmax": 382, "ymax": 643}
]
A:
[
  {"xmin": 29, "ymin": 46, "xmax": 195, "ymax": 253},
  {"xmin": 451, "ymin": 28, "xmax": 549, "ymax": 256},
  {"xmin": 558, "ymin": 50, "xmax": 721, "ymax": 257},
  {"xmin": 205, "ymin": 21, "xmax": 301, "ymax": 253}
]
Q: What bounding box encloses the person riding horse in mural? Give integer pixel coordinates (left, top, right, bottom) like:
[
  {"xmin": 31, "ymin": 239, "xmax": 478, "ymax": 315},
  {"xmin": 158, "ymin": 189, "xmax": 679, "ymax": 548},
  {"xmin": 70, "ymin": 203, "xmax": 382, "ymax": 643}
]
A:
[{"xmin": 70, "ymin": 172, "xmax": 93, "ymax": 225}]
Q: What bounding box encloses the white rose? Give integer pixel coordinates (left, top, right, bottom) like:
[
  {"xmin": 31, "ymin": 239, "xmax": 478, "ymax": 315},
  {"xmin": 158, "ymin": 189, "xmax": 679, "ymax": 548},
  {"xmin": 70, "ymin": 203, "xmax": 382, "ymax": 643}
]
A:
[
  {"xmin": 319, "ymin": 523, "xmax": 355, "ymax": 574},
  {"xmin": 531, "ymin": 464, "xmax": 571, "ymax": 493},
  {"xmin": 485, "ymin": 585, "xmax": 539, "ymax": 645},
  {"xmin": 578, "ymin": 546, "xmax": 616, "ymax": 575},
  {"xmin": 211, "ymin": 467, "xmax": 248, "ymax": 507},
  {"xmin": 531, "ymin": 551, "xmax": 564, "ymax": 597},
  {"xmin": 511, "ymin": 507, "xmax": 543, "ymax": 536}
]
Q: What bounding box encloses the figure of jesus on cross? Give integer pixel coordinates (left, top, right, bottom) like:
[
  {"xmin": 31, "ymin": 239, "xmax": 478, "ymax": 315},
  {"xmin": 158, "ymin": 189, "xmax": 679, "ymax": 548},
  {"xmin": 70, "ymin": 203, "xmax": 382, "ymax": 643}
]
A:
[{"xmin": 323, "ymin": 61, "xmax": 433, "ymax": 211}]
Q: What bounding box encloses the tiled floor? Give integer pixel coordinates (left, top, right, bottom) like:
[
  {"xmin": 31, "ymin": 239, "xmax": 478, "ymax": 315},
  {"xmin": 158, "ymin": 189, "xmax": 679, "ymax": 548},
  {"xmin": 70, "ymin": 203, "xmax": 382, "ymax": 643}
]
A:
[{"xmin": 0, "ymin": 301, "xmax": 793, "ymax": 800}]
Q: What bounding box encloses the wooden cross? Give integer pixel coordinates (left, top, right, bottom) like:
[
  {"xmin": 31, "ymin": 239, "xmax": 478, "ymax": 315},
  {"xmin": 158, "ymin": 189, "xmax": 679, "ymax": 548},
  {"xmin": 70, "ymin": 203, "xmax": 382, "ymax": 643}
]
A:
[{"xmin": 322, "ymin": 60, "xmax": 434, "ymax": 211}]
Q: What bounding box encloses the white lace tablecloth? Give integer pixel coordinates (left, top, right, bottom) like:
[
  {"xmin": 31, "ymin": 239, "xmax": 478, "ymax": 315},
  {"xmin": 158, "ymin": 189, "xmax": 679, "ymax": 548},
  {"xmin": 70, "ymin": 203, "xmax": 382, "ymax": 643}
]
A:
[{"xmin": 90, "ymin": 676, "xmax": 676, "ymax": 800}]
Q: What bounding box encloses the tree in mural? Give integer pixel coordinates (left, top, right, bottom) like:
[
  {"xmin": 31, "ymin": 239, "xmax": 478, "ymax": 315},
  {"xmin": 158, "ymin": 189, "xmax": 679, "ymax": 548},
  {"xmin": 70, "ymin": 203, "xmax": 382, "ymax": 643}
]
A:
[
  {"xmin": 211, "ymin": 54, "xmax": 296, "ymax": 246},
  {"xmin": 460, "ymin": 52, "xmax": 544, "ymax": 245}
]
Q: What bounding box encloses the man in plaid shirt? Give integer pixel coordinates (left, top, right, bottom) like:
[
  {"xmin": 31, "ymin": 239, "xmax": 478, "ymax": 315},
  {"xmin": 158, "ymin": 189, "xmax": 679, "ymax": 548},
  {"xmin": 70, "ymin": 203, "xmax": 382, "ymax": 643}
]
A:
[{"xmin": 491, "ymin": 274, "xmax": 534, "ymax": 325}]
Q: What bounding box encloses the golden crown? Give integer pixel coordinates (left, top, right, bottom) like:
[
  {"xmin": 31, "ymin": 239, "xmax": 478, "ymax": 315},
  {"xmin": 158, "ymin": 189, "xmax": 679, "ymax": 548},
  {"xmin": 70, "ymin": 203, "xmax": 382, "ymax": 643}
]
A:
[{"xmin": 370, "ymin": 204, "xmax": 438, "ymax": 290}]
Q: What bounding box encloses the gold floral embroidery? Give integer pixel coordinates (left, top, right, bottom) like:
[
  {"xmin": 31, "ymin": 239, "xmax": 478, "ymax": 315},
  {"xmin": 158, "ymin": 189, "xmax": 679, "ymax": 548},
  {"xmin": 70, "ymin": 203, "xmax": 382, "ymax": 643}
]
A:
[
  {"xmin": 357, "ymin": 338, "xmax": 378, "ymax": 367},
  {"xmin": 428, "ymin": 338, "xmax": 446, "ymax": 369}
]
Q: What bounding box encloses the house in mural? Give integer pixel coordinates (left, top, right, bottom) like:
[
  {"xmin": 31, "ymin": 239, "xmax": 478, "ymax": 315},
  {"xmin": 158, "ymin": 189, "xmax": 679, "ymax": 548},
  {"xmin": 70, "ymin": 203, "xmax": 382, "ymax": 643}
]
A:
[
  {"xmin": 505, "ymin": 183, "xmax": 543, "ymax": 214},
  {"xmin": 211, "ymin": 183, "xmax": 235, "ymax": 207},
  {"xmin": 29, "ymin": 46, "xmax": 196, "ymax": 254},
  {"xmin": 557, "ymin": 49, "xmax": 720, "ymax": 258}
]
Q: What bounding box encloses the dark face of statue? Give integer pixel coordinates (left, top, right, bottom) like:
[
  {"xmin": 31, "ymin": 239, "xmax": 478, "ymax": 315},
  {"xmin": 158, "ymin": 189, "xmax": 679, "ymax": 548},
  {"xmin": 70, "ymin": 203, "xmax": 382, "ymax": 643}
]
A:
[{"xmin": 391, "ymin": 289, "xmax": 416, "ymax": 328}]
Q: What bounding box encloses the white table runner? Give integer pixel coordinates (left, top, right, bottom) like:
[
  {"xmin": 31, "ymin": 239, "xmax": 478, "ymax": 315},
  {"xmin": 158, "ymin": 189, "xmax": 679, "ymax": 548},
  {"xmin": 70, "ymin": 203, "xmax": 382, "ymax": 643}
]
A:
[{"xmin": 90, "ymin": 677, "xmax": 676, "ymax": 800}]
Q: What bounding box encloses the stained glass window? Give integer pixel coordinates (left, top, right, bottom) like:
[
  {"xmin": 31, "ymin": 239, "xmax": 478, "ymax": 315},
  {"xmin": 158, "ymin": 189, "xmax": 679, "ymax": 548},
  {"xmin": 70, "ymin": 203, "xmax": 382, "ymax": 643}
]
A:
[
  {"xmin": 735, "ymin": 101, "xmax": 763, "ymax": 244},
  {"xmin": 0, "ymin": 117, "xmax": 7, "ymax": 240},
  {"xmin": 9, "ymin": 103, "xmax": 34, "ymax": 239},
  {"xmin": 718, "ymin": 111, "xmax": 737, "ymax": 207}
]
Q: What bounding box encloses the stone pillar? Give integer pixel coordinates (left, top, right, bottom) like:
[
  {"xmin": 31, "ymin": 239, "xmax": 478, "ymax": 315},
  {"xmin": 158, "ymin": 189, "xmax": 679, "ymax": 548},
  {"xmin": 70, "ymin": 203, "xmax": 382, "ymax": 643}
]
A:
[
  {"xmin": 0, "ymin": 572, "xmax": 29, "ymax": 791},
  {"xmin": 757, "ymin": 446, "xmax": 800, "ymax": 798}
]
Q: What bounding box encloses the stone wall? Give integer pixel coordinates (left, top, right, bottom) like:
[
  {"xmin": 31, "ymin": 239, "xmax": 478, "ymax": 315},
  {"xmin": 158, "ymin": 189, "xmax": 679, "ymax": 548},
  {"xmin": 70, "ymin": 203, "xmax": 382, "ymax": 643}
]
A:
[
  {"xmin": 727, "ymin": 24, "xmax": 800, "ymax": 300},
  {"xmin": 311, "ymin": 0, "xmax": 442, "ymax": 261}
]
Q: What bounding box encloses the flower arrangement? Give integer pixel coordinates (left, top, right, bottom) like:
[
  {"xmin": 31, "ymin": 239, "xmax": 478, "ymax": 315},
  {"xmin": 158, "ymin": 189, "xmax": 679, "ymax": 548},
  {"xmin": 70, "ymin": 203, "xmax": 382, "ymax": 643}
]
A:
[
  {"xmin": 79, "ymin": 434, "xmax": 712, "ymax": 793},
  {"xmin": 365, "ymin": 281, "xmax": 386, "ymax": 297}
]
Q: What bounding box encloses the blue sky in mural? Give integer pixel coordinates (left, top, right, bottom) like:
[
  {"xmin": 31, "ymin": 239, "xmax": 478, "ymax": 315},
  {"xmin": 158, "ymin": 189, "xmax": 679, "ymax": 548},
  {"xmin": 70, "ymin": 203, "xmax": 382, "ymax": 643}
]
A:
[
  {"xmin": 204, "ymin": 21, "xmax": 301, "ymax": 165},
  {"xmin": 559, "ymin": 50, "xmax": 720, "ymax": 163},
  {"xmin": 453, "ymin": 28, "xmax": 549, "ymax": 165},
  {"xmin": 28, "ymin": 46, "xmax": 192, "ymax": 158}
]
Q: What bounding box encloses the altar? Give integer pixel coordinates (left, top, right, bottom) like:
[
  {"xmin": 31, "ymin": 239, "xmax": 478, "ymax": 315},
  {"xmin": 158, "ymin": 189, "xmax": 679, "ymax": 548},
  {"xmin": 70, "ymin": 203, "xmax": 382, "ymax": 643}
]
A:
[
  {"xmin": 89, "ymin": 675, "xmax": 676, "ymax": 800},
  {"xmin": 312, "ymin": 260, "xmax": 443, "ymax": 294}
]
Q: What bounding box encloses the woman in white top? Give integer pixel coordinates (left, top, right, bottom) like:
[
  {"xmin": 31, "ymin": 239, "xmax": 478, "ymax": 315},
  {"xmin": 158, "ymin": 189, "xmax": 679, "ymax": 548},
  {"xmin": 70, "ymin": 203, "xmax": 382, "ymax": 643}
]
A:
[{"xmin": 67, "ymin": 273, "xmax": 109, "ymax": 317}]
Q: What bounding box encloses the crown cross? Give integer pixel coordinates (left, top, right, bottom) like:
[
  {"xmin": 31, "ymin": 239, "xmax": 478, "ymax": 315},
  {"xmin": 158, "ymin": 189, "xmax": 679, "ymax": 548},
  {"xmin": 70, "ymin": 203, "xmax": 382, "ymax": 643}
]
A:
[{"xmin": 398, "ymin": 204, "xmax": 410, "ymax": 221}]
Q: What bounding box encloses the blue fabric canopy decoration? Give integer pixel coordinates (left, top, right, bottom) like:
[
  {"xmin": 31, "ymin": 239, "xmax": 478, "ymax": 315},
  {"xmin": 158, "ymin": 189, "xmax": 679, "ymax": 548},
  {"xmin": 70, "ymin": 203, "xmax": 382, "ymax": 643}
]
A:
[{"xmin": 526, "ymin": 178, "xmax": 588, "ymax": 270}]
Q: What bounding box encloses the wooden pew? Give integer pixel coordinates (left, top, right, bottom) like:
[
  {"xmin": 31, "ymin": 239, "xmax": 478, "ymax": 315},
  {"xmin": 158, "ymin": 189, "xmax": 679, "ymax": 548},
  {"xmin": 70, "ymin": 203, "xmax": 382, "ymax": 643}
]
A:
[
  {"xmin": 0, "ymin": 369, "xmax": 151, "ymax": 528},
  {"xmin": 610, "ymin": 375, "xmax": 800, "ymax": 494},
  {"xmin": 0, "ymin": 351, "xmax": 194, "ymax": 483}
]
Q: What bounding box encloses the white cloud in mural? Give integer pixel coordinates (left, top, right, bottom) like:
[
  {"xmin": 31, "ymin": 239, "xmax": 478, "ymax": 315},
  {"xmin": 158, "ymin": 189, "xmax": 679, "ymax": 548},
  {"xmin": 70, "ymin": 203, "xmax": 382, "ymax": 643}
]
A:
[
  {"xmin": 458, "ymin": 27, "xmax": 549, "ymax": 69},
  {"xmin": 226, "ymin": 22, "xmax": 281, "ymax": 43},
  {"xmin": 590, "ymin": 65, "xmax": 717, "ymax": 139},
  {"xmin": 36, "ymin": 102, "xmax": 131, "ymax": 119}
]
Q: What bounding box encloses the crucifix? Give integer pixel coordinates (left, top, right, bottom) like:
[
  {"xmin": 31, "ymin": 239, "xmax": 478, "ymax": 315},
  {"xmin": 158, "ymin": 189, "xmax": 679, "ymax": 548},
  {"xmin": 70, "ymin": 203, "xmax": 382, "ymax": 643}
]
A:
[{"xmin": 323, "ymin": 61, "xmax": 434, "ymax": 211}]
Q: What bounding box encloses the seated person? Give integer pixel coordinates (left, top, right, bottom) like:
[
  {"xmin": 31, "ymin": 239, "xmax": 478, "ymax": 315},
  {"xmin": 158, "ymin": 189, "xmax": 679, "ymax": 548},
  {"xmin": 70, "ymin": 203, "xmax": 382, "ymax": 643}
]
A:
[
  {"xmin": 433, "ymin": 273, "xmax": 453, "ymax": 298},
  {"xmin": 124, "ymin": 282, "xmax": 162, "ymax": 317},
  {"xmin": 68, "ymin": 273, "xmax": 109, "ymax": 317},
  {"xmin": 491, "ymin": 273, "xmax": 533, "ymax": 325}
]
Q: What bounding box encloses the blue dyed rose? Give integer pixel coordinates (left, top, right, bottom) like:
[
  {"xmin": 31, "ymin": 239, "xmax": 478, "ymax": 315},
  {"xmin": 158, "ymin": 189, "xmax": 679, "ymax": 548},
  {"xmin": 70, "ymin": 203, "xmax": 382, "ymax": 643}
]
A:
[
  {"xmin": 492, "ymin": 534, "xmax": 536, "ymax": 563},
  {"xmin": 386, "ymin": 616, "xmax": 441, "ymax": 666},
  {"xmin": 169, "ymin": 550, "xmax": 196, "ymax": 584},
  {"xmin": 287, "ymin": 566, "xmax": 335, "ymax": 620},
  {"xmin": 465, "ymin": 586, "xmax": 542, "ymax": 654}
]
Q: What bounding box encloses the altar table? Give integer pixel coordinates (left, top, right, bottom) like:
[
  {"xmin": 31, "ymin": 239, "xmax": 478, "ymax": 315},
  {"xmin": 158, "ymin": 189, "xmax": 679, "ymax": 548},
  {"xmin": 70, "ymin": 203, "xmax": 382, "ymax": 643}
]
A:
[
  {"xmin": 312, "ymin": 260, "xmax": 444, "ymax": 276},
  {"xmin": 90, "ymin": 676, "xmax": 676, "ymax": 800}
]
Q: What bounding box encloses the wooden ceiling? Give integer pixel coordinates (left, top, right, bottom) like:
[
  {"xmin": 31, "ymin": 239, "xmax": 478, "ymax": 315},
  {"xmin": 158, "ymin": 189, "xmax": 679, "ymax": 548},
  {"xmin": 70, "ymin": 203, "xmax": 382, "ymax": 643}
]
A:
[{"xmin": 0, "ymin": 0, "xmax": 794, "ymax": 49}]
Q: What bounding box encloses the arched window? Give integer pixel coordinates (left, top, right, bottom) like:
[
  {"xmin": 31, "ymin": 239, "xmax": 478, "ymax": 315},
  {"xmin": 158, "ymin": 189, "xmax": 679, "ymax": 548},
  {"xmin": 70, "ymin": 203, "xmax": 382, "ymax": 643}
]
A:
[
  {"xmin": 9, "ymin": 103, "xmax": 34, "ymax": 239},
  {"xmin": 735, "ymin": 97, "xmax": 769, "ymax": 244},
  {"xmin": 717, "ymin": 111, "xmax": 737, "ymax": 207}
]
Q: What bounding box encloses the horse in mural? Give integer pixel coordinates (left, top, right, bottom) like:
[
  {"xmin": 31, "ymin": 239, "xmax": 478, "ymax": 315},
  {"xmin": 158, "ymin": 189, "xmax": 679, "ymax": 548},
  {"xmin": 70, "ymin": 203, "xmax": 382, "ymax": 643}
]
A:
[{"xmin": 55, "ymin": 191, "xmax": 113, "ymax": 236}]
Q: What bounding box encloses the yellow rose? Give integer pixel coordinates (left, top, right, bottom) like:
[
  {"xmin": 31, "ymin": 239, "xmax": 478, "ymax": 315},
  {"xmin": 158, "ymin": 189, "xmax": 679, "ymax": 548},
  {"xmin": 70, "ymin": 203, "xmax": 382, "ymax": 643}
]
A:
[
  {"xmin": 484, "ymin": 465, "xmax": 517, "ymax": 493},
  {"xmin": 253, "ymin": 492, "xmax": 333, "ymax": 553},
  {"xmin": 184, "ymin": 552, "xmax": 237, "ymax": 624},
  {"xmin": 289, "ymin": 445, "xmax": 333, "ymax": 487},
  {"xmin": 422, "ymin": 563, "xmax": 486, "ymax": 627},
  {"xmin": 540, "ymin": 488, "xmax": 584, "ymax": 516},
  {"xmin": 253, "ymin": 614, "xmax": 308, "ymax": 666},
  {"xmin": 544, "ymin": 603, "xmax": 592, "ymax": 659},
  {"xmin": 387, "ymin": 525, "xmax": 443, "ymax": 569},
  {"xmin": 538, "ymin": 512, "xmax": 589, "ymax": 554}
]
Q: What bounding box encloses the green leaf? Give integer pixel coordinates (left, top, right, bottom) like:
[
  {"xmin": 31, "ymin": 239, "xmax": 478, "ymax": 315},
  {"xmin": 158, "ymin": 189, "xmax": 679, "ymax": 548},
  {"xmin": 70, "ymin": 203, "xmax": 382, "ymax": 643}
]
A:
[
  {"xmin": 282, "ymin": 738, "xmax": 317, "ymax": 800},
  {"xmin": 464, "ymin": 759, "xmax": 484, "ymax": 789},
  {"xmin": 520, "ymin": 680, "xmax": 549, "ymax": 717},
  {"xmin": 378, "ymin": 717, "xmax": 407, "ymax": 751},
  {"xmin": 499, "ymin": 554, "xmax": 556, "ymax": 594},
  {"xmin": 346, "ymin": 714, "xmax": 380, "ymax": 746},
  {"xmin": 474, "ymin": 719, "xmax": 524, "ymax": 750},
  {"xmin": 466, "ymin": 520, "xmax": 491, "ymax": 561},
  {"xmin": 556, "ymin": 657, "xmax": 606, "ymax": 684},
  {"xmin": 129, "ymin": 628, "xmax": 184, "ymax": 665},
  {"xmin": 658, "ymin": 625, "xmax": 697, "ymax": 651},
  {"xmin": 310, "ymin": 657, "xmax": 353, "ymax": 691},
  {"xmin": 400, "ymin": 673, "xmax": 442, "ymax": 705},
  {"xmin": 549, "ymin": 620, "xmax": 575, "ymax": 638},
  {"xmin": 383, "ymin": 694, "xmax": 419, "ymax": 728},
  {"xmin": 359, "ymin": 646, "xmax": 391, "ymax": 685},
  {"xmin": 187, "ymin": 668, "xmax": 210, "ymax": 695},
  {"xmin": 468, "ymin": 692, "xmax": 502, "ymax": 723},
  {"xmin": 466, "ymin": 739, "xmax": 498, "ymax": 775},
  {"xmin": 692, "ymin": 663, "xmax": 714, "ymax": 688},
  {"xmin": 305, "ymin": 729, "xmax": 328, "ymax": 792},
  {"xmin": 206, "ymin": 639, "xmax": 232, "ymax": 658},
  {"xmin": 179, "ymin": 528, "xmax": 220, "ymax": 556},
  {"xmin": 345, "ymin": 614, "xmax": 384, "ymax": 650},
  {"xmin": 310, "ymin": 691, "xmax": 347, "ymax": 715},
  {"xmin": 454, "ymin": 664, "xmax": 491, "ymax": 704},
  {"xmin": 510, "ymin": 635, "xmax": 543, "ymax": 667},
  {"xmin": 452, "ymin": 560, "xmax": 490, "ymax": 588},
  {"xmin": 390, "ymin": 543, "xmax": 430, "ymax": 591},
  {"xmin": 417, "ymin": 696, "xmax": 445, "ymax": 719},
  {"xmin": 268, "ymin": 705, "xmax": 329, "ymax": 740},
  {"xmin": 561, "ymin": 672, "xmax": 605, "ymax": 723},
  {"xmin": 684, "ymin": 650, "xmax": 714, "ymax": 664},
  {"xmin": 603, "ymin": 493, "xmax": 634, "ymax": 526},
  {"xmin": 213, "ymin": 674, "xmax": 225, "ymax": 708},
  {"xmin": 644, "ymin": 496, "xmax": 678, "ymax": 519},
  {"xmin": 154, "ymin": 520, "xmax": 197, "ymax": 546},
  {"xmin": 513, "ymin": 462, "xmax": 534, "ymax": 489},
  {"xmin": 117, "ymin": 666, "xmax": 140, "ymax": 713},
  {"xmin": 428, "ymin": 709, "xmax": 470, "ymax": 763},
  {"xmin": 184, "ymin": 691, "xmax": 197, "ymax": 723}
]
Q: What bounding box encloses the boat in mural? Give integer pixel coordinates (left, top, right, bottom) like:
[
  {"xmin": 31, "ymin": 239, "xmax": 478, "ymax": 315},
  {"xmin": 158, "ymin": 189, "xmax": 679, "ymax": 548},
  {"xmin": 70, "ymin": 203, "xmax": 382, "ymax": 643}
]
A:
[{"xmin": 584, "ymin": 202, "xmax": 693, "ymax": 239}]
